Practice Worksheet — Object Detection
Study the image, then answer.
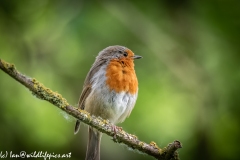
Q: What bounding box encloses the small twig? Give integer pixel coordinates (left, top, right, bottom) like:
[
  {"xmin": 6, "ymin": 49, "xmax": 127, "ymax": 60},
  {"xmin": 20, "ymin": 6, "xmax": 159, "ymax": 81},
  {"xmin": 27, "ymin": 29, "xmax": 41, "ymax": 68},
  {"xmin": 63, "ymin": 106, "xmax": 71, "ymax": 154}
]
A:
[
  {"xmin": 165, "ymin": 141, "xmax": 182, "ymax": 160},
  {"xmin": 0, "ymin": 58, "xmax": 182, "ymax": 160}
]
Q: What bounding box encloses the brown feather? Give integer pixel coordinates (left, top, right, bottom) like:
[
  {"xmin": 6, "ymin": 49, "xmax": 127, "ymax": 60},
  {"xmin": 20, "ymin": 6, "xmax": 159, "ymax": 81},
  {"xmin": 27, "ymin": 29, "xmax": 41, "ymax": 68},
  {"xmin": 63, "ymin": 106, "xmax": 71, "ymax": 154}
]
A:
[{"xmin": 74, "ymin": 58, "xmax": 107, "ymax": 134}]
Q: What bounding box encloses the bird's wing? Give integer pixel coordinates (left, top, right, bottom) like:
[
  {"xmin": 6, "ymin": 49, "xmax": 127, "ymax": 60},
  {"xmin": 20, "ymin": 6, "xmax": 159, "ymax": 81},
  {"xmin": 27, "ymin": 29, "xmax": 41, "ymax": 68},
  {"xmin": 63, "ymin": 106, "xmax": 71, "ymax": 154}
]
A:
[
  {"xmin": 74, "ymin": 58, "xmax": 106, "ymax": 134},
  {"xmin": 78, "ymin": 57, "xmax": 106, "ymax": 109},
  {"xmin": 78, "ymin": 85, "xmax": 92, "ymax": 110}
]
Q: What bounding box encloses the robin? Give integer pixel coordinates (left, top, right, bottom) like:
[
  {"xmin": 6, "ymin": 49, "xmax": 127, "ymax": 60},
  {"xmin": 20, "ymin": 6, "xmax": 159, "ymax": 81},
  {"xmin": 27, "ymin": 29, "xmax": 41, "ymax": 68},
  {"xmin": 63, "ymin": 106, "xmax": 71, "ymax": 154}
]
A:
[{"xmin": 74, "ymin": 45, "xmax": 142, "ymax": 160}]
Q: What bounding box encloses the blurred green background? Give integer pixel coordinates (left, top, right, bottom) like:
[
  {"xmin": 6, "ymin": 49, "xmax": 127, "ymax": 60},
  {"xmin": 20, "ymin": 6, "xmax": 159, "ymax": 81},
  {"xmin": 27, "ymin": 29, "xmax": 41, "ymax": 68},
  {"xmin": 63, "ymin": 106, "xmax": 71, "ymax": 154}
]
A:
[{"xmin": 0, "ymin": 0, "xmax": 240, "ymax": 160}]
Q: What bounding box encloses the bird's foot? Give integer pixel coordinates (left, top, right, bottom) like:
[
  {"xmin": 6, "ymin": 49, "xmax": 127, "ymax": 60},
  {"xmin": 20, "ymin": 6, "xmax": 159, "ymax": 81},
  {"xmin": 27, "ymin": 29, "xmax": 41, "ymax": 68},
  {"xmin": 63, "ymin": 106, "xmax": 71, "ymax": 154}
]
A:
[{"xmin": 112, "ymin": 125, "xmax": 122, "ymax": 142}]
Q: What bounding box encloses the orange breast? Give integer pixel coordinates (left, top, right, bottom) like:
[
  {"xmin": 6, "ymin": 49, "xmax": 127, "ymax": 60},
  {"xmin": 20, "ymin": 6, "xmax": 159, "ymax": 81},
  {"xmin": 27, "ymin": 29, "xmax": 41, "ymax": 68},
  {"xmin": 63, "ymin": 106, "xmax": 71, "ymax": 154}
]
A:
[{"xmin": 105, "ymin": 58, "xmax": 138, "ymax": 94}]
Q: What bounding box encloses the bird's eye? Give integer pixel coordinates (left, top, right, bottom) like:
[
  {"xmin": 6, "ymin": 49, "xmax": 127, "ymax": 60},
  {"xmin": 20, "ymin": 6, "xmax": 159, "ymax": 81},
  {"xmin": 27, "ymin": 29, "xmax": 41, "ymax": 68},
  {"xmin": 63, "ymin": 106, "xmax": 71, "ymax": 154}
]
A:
[{"xmin": 123, "ymin": 52, "xmax": 128, "ymax": 57}]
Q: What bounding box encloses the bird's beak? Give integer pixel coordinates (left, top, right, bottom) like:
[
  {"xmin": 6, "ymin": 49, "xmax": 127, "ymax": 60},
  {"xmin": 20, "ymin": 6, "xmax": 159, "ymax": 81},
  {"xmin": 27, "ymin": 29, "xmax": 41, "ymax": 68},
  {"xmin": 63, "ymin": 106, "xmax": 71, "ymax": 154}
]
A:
[{"xmin": 132, "ymin": 55, "xmax": 142, "ymax": 59}]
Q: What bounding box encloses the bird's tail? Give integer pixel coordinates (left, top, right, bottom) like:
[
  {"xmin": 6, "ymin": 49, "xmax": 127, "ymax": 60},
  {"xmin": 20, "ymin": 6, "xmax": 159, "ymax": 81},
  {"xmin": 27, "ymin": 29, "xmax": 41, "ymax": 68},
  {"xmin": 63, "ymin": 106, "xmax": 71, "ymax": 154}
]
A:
[{"xmin": 85, "ymin": 127, "xmax": 102, "ymax": 160}]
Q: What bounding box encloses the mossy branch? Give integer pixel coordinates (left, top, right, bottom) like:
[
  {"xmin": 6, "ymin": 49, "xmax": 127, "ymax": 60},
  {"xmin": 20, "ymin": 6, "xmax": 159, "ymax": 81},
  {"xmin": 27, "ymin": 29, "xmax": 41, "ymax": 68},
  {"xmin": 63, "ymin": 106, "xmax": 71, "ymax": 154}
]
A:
[{"xmin": 0, "ymin": 58, "xmax": 182, "ymax": 160}]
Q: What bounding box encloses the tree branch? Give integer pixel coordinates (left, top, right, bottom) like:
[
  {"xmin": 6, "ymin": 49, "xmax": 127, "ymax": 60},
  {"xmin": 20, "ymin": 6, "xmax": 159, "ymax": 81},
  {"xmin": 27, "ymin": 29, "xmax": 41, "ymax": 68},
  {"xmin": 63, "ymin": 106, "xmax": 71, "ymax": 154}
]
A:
[{"xmin": 0, "ymin": 58, "xmax": 182, "ymax": 160}]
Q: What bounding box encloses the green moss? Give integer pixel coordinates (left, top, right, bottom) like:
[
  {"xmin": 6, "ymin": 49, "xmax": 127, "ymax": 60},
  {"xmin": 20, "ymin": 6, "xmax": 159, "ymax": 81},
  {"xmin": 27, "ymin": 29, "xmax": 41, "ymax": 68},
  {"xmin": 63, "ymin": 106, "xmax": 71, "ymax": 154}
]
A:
[
  {"xmin": 150, "ymin": 141, "xmax": 159, "ymax": 148},
  {"xmin": 1, "ymin": 60, "xmax": 16, "ymax": 72},
  {"xmin": 131, "ymin": 134, "xmax": 138, "ymax": 139},
  {"xmin": 158, "ymin": 148, "xmax": 163, "ymax": 154},
  {"xmin": 31, "ymin": 78, "xmax": 69, "ymax": 109},
  {"xmin": 139, "ymin": 142, "xmax": 144, "ymax": 148}
]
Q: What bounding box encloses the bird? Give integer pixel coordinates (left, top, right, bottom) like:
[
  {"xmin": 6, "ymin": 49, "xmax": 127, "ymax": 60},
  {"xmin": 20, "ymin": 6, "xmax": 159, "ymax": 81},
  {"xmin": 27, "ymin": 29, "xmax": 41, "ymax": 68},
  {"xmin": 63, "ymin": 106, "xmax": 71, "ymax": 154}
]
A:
[{"xmin": 74, "ymin": 45, "xmax": 142, "ymax": 160}]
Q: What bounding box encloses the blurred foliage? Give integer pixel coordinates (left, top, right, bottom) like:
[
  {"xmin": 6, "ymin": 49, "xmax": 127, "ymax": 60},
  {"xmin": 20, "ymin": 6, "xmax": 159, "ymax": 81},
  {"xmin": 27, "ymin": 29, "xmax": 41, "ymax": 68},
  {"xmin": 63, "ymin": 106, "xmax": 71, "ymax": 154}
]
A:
[{"xmin": 0, "ymin": 0, "xmax": 240, "ymax": 160}]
